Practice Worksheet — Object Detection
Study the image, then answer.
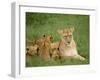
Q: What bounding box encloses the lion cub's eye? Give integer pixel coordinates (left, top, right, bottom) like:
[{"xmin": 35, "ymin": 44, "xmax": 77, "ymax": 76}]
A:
[
  {"xmin": 64, "ymin": 36, "xmax": 67, "ymax": 38},
  {"xmin": 69, "ymin": 35, "xmax": 72, "ymax": 37}
]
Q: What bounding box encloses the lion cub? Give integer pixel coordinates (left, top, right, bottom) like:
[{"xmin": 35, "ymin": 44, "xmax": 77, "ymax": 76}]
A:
[
  {"xmin": 58, "ymin": 27, "xmax": 85, "ymax": 61},
  {"xmin": 50, "ymin": 42, "xmax": 60, "ymax": 60},
  {"xmin": 26, "ymin": 44, "xmax": 38, "ymax": 57},
  {"xmin": 37, "ymin": 35, "xmax": 53, "ymax": 61}
]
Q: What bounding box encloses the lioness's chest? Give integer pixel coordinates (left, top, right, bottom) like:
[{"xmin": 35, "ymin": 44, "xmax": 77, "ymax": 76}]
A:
[
  {"xmin": 60, "ymin": 40, "xmax": 78, "ymax": 56},
  {"xmin": 63, "ymin": 47, "xmax": 78, "ymax": 56}
]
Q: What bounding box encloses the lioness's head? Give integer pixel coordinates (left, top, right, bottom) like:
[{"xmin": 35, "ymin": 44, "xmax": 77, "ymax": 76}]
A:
[{"xmin": 58, "ymin": 27, "xmax": 74, "ymax": 45}]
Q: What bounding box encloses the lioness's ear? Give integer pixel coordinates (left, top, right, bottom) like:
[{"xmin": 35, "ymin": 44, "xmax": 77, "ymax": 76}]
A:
[
  {"xmin": 70, "ymin": 27, "xmax": 74, "ymax": 32},
  {"xmin": 57, "ymin": 30, "xmax": 63, "ymax": 35}
]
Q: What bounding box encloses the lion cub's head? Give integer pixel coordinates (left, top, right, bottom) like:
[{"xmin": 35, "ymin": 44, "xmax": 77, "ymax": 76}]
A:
[
  {"xmin": 36, "ymin": 35, "xmax": 53, "ymax": 48},
  {"xmin": 26, "ymin": 44, "xmax": 38, "ymax": 57},
  {"xmin": 58, "ymin": 27, "xmax": 74, "ymax": 45}
]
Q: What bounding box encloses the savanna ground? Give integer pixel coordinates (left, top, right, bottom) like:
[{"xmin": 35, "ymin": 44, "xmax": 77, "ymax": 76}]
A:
[{"xmin": 26, "ymin": 12, "xmax": 89, "ymax": 67}]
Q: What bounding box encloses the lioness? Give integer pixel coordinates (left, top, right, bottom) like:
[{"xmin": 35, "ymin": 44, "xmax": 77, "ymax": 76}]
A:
[{"xmin": 58, "ymin": 27, "xmax": 85, "ymax": 61}]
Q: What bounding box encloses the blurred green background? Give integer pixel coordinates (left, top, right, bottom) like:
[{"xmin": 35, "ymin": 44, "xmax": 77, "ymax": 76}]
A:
[{"xmin": 26, "ymin": 12, "xmax": 89, "ymax": 67}]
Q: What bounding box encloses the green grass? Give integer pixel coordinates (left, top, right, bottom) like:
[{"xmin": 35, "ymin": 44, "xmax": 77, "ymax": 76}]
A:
[
  {"xmin": 26, "ymin": 55, "xmax": 88, "ymax": 67},
  {"xmin": 26, "ymin": 12, "xmax": 89, "ymax": 67}
]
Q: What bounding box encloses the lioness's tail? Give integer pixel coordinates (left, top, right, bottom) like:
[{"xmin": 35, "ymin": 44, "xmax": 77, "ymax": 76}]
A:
[{"xmin": 74, "ymin": 55, "xmax": 85, "ymax": 61}]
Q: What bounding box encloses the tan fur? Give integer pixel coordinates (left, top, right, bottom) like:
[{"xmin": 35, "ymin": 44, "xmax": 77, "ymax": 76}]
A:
[
  {"xmin": 51, "ymin": 42, "xmax": 59, "ymax": 49},
  {"xmin": 50, "ymin": 42, "xmax": 60, "ymax": 60},
  {"xmin": 58, "ymin": 27, "xmax": 85, "ymax": 61},
  {"xmin": 38, "ymin": 35, "xmax": 53, "ymax": 61},
  {"xmin": 26, "ymin": 44, "xmax": 38, "ymax": 57}
]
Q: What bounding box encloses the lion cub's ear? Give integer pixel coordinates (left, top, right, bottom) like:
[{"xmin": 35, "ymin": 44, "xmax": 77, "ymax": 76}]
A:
[
  {"xmin": 50, "ymin": 36, "xmax": 53, "ymax": 41},
  {"xmin": 70, "ymin": 27, "xmax": 74, "ymax": 32},
  {"xmin": 57, "ymin": 30, "xmax": 63, "ymax": 35},
  {"xmin": 50, "ymin": 36, "xmax": 53, "ymax": 42},
  {"xmin": 47, "ymin": 35, "xmax": 53, "ymax": 42},
  {"xmin": 42, "ymin": 34, "xmax": 46, "ymax": 37}
]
